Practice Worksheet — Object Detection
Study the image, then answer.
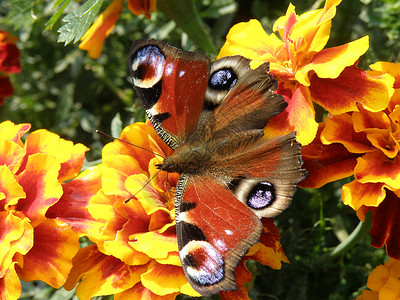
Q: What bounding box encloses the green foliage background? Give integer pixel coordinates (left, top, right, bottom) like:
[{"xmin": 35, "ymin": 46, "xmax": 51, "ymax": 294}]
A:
[{"xmin": 1, "ymin": 0, "xmax": 399, "ymax": 299}]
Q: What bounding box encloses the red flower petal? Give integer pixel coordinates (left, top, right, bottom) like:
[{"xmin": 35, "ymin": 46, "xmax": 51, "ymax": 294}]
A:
[
  {"xmin": 0, "ymin": 139, "xmax": 25, "ymax": 174},
  {"xmin": 0, "ymin": 76, "xmax": 13, "ymax": 105},
  {"xmin": 15, "ymin": 153, "xmax": 63, "ymax": 227},
  {"xmin": 300, "ymin": 124, "xmax": 359, "ymax": 188},
  {"xmin": 0, "ymin": 43, "xmax": 21, "ymax": 74},
  {"xmin": 322, "ymin": 113, "xmax": 375, "ymax": 153},
  {"xmin": 342, "ymin": 181, "xmax": 386, "ymax": 210},
  {"xmin": 141, "ymin": 261, "xmax": 197, "ymax": 296},
  {"xmin": 355, "ymin": 151, "xmax": 400, "ymax": 190},
  {"xmin": 220, "ymin": 260, "xmax": 252, "ymax": 300},
  {"xmin": 64, "ymin": 245, "xmax": 147, "ymax": 298},
  {"xmin": 268, "ymin": 82, "xmax": 318, "ymax": 145},
  {"xmin": 46, "ymin": 167, "xmax": 104, "ymax": 236},
  {"xmin": 116, "ymin": 282, "xmax": 178, "ymax": 300},
  {"xmin": 15, "ymin": 219, "xmax": 80, "ymax": 288},
  {"xmin": 310, "ymin": 64, "xmax": 394, "ymax": 114},
  {"xmin": 0, "ymin": 166, "xmax": 25, "ymax": 211},
  {"xmin": 365, "ymin": 190, "xmax": 400, "ymax": 259},
  {"xmin": 0, "ymin": 212, "xmax": 33, "ymax": 277},
  {"xmin": 0, "ymin": 120, "xmax": 30, "ymax": 146},
  {"xmin": 0, "ymin": 262, "xmax": 21, "ymax": 300},
  {"xmin": 58, "ymin": 143, "xmax": 89, "ymax": 182}
]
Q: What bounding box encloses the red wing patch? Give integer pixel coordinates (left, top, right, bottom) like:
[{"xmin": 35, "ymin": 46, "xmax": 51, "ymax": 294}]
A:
[{"xmin": 175, "ymin": 175, "xmax": 262, "ymax": 296}]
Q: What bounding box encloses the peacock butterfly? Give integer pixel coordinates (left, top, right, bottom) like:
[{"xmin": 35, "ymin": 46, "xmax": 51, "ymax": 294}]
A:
[{"xmin": 128, "ymin": 39, "xmax": 307, "ymax": 297}]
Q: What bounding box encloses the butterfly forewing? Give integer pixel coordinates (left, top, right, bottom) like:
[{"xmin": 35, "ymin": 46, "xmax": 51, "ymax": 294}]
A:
[{"xmin": 129, "ymin": 39, "xmax": 210, "ymax": 149}]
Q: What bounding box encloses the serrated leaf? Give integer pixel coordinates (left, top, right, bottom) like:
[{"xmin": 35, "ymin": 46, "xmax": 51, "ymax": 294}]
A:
[
  {"xmin": 45, "ymin": 0, "xmax": 73, "ymax": 30},
  {"xmin": 57, "ymin": 0, "xmax": 104, "ymax": 45}
]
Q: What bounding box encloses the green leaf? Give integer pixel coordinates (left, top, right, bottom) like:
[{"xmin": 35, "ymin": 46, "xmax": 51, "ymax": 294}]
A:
[
  {"xmin": 45, "ymin": 0, "xmax": 73, "ymax": 30},
  {"xmin": 57, "ymin": 0, "xmax": 104, "ymax": 45},
  {"xmin": 6, "ymin": 0, "xmax": 40, "ymax": 30}
]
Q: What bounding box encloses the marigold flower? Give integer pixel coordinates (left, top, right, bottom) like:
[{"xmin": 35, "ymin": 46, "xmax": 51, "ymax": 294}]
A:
[
  {"xmin": 356, "ymin": 258, "xmax": 400, "ymax": 300},
  {"xmin": 0, "ymin": 31, "xmax": 21, "ymax": 105},
  {"xmin": 0, "ymin": 121, "xmax": 88, "ymax": 300},
  {"xmin": 300, "ymin": 62, "xmax": 400, "ymax": 258},
  {"xmin": 218, "ymin": 0, "xmax": 393, "ymax": 145},
  {"xmin": 79, "ymin": 0, "xmax": 156, "ymax": 58},
  {"xmin": 56, "ymin": 122, "xmax": 289, "ymax": 299}
]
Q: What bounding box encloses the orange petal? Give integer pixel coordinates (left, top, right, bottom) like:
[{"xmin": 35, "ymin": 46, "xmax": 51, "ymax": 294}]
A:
[
  {"xmin": 116, "ymin": 282, "xmax": 178, "ymax": 300},
  {"xmin": 0, "ymin": 165, "xmax": 25, "ymax": 211},
  {"xmin": 342, "ymin": 181, "xmax": 386, "ymax": 210},
  {"xmin": 23, "ymin": 129, "xmax": 88, "ymax": 182},
  {"xmin": 103, "ymin": 122, "xmax": 172, "ymax": 173},
  {"xmin": 103, "ymin": 219, "xmax": 152, "ymax": 266},
  {"xmin": 46, "ymin": 167, "xmax": 104, "ymax": 237},
  {"xmin": 220, "ymin": 260, "xmax": 252, "ymax": 300},
  {"xmin": 79, "ymin": 0, "xmax": 123, "ymax": 59},
  {"xmin": 15, "ymin": 153, "xmax": 63, "ymax": 227},
  {"xmin": 354, "ymin": 151, "xmax": 400, "ymax": 190},
  {"xmin": 217, "ymin": 19, "xmax": 284, "ymax": 64},
  {"xmin": 300, "ymin": 123, "xmax": 359, "ymax": 188},
  {"xmin": 0, "ymin": 120, "xmax": 30, "ymax": 146},
  {"xmin": 0, "ymin": 262, "xmax": 21, "ymax": 300},
  {"xmin": 64, "ymin": 245, "xmax": 147, "ymax": 298},
  {"xmin": 127, "ymin": 0, "xmax": 157, "ymax": 18},
  {"xmin": 322, "ymin": 113, "xmax": 375, "ymax": 153},
  {"xmin": 102, "ymin": 155, "xmax": 144, "ymax": 198},
  {"xmin": 367, "ymin": 191, "xmax": 400, "ymax": 259},
  {"xmin": 0, "ymin": 212, "xmax": 33, "ymax": 277},
  {"xmin": 296, "ymin": 36, "xmax": 369, "ymax": 86},
  {"xmin": 309, "ymin": 64, "xmax": 394, "ymax": 114},
  {"xmin": 267, "ymin": 82, "xmax": 318, "ymax": 145},
  {"xmin": 129, "ymin": 230, "xmax": 178, "ymax": 261},
  {"xmin": 367, "ymin": 264, "xmax": 389, "ymax": 291},
  {"xmin": 58, "ymin": 143, "xmax": 89, "ymax": 182},
  {"xmin": 141, "ymin": 261, "xmax": 199, "ymax": 296},
  {"xmin": 15, "ymin": 219, "xmax": 80, "ymax": 288},
  {"xmin": 251, "ymin": 218, "xmax": 289, "ymax": 267},
  {"xmin": 0, "ymin": 139, "xmax": 25, "ymax": 174},
  {"xmin": 356, "ymin": 289, "xmax": 379, "ymax": 300}
]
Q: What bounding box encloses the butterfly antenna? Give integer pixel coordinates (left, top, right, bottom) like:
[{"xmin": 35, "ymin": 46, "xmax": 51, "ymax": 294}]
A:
[
  {"xmin": 124, "ymin": 169, "xmax": 163, "ymax": 204},
  {"xmin": 96, "ymin": 130, "xmax": 165, "ymax": 159}
]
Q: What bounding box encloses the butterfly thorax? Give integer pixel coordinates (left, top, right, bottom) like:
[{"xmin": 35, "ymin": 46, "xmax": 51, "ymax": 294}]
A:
[{"xmin": 157, "ymin": 140, "xmax": 213, "ymax": 175}]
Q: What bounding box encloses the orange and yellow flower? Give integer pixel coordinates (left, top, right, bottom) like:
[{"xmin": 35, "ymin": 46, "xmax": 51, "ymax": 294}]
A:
[
  {"xmin": 0, "ymin": 121, "xmax": 88, "ymax": 300},
  {"xmin": 55, "ymin": 122, "xmax": 289, "ymax": 299},
  {"xmin": 218, "ymin": 0, "xmax": 393, "ymax": 145},
  {"xmin": 356, "ymin": 258, "xmax": 400, "ymax": 300},
  {"xmin": 300, "ymin": 62, "xmax": 400, "ymax": 258},
  {"xmin": 0, "ymin": 31, "xmax": 21, "ymax": 105},
  {"xmin": 79, "ymin": 0, "xmax": 156, "ymax": 58}
]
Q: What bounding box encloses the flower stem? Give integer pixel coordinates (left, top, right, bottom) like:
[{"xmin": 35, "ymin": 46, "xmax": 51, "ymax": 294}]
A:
[{"xmin": 315, "ymin": 211, "xmax": 373, "ymax": 264}]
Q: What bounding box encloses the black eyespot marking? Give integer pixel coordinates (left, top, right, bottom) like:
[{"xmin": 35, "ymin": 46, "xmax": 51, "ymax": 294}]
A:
[
  {"xmin": 130, "ymin": 45, "xmax": 166, "ymax": 108},
  {"xmin": 227, "ymin": 176, "xmax": 246, "ymax": 191},
  {"xmin": 135, "ymin": 80, "xmax": 162, "ymax": 109},
  {"xmin": 180, "ymin": 201, "xmax": 197, "ymax": 212},
  {"xmin": 202, "ymin": 101, "xmax": 218, "ymax": 111},
  {"xmin": 247, "ymin": 181, "xmax": 275, "ymax": 209},
  {"xmin": 179, "ymin": 222, "xmax": 207, "ymax": 248},
  {"xmin": 209, "ymin": 68, "xmax": 237, "ymax": 91},
  {"xmin": 152, "ymin": 112, "xmax": 171, "ymax": 123},
  {"xmin": 180, "ymin": 241, "xmax": 225, "ymax": 286}
]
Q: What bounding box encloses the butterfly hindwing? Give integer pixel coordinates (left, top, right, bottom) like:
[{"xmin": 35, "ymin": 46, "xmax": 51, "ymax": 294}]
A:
[{"xmin": 175, "ymin": 174, "xmax": 262, "ymax": 297}]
